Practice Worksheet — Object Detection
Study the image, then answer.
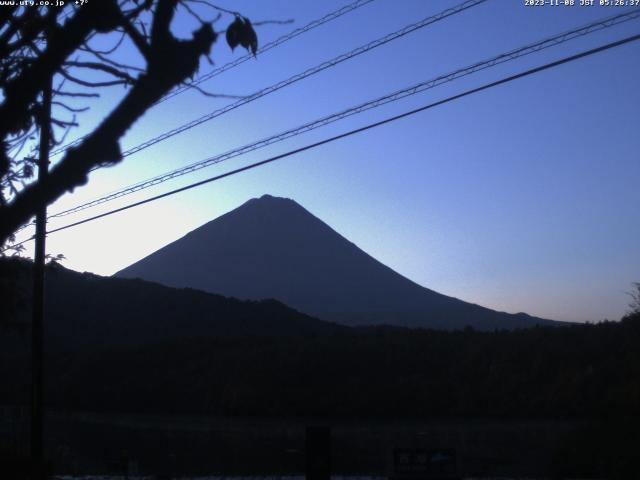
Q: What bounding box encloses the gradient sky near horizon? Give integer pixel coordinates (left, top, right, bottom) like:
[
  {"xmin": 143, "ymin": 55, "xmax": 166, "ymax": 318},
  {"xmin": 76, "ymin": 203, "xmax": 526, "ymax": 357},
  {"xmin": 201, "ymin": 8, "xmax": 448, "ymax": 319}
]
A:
[{"xmin": 13, "ymin": 0, "xmax": 640, "ymax": 323}]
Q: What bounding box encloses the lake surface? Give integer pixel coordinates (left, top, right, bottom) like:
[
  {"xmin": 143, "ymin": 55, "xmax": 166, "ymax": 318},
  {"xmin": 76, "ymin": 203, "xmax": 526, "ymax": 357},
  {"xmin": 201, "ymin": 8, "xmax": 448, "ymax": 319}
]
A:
[{"xmin": 2, "ymin": 409, "xmax": 595, "ymax": 478}]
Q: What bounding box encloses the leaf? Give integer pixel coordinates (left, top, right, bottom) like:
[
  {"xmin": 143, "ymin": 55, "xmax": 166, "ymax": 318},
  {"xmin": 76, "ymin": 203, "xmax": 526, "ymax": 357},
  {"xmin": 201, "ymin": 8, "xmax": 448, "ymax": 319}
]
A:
[
  {"xmin": 225, "ymin": 16, "xmax": 243, "ymax": 51},
  {"xmin": 226, "ymin": 16, "xmax": 258, "ymax": 56},
  {"xmin": 239, "ymin": 17, "xmax": 258, "ymax": 57}
]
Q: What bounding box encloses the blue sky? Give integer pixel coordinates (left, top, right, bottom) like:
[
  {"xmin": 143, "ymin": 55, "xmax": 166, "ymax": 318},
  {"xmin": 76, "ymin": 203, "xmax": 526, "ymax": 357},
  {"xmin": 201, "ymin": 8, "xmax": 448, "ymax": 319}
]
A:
[{"xmin": 17, "ymin": 0, "xmax": 640, "ymax": 323}]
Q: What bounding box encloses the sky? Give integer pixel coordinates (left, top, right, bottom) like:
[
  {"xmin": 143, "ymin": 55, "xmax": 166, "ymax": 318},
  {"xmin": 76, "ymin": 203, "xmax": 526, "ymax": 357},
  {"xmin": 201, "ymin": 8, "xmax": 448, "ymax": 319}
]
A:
[{"xmin": 13, "ymin": 0, "xmax": 640, "ymax": 323}]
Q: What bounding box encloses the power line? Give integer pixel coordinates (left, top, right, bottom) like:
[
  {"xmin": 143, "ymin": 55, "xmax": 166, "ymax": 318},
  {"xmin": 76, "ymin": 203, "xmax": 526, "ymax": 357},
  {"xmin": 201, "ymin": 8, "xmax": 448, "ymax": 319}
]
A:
[
  {"xmin": 157, "ymin": 0, "xmax": 377, "ymax": 105},
  {"xmin": 3, "ymin": 31, "xmax": 633, "ymax": 252},
  {"xmin": 49, "ymin": 0, "xmax": 489, "ymax": 162},
  {"xmin": 48, "ymin": 8, "xmax": 640, "ymax": 219},
  {"xmin": 49, "ymin": 0, "xmax": 377, "ymax": 157}
]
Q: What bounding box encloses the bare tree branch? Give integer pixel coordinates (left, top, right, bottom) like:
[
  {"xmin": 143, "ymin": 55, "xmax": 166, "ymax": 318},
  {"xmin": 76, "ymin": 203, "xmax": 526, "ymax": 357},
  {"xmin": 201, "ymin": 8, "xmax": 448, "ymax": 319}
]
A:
[
  {"xmin": 59, "ymin": 68, "xmax": 132, "ymax": 88},
  {"xmin": 0, "ymin": 1, "xmax": 220, "ymax": 245},
  {"xmin": 52, "ymin": 101, "xmax": 90, "ymax": 114},
  {"xmin": 64, "ymin": 60, "xmax": 138, "ymax": 82},
  {"xmin": 0, "ymin": 0, "xmax": 260, "ymax": 248},
  {"xmin": 0, "ymin": 1, "xmax": 121, "ymax": 137},
  {"xmin": 52, "ymin": 89, "xmax": 101, "ymax": 98},
  {"xmin": 119, "ymin": 15, "xmax": 152, "ymax": 61}
]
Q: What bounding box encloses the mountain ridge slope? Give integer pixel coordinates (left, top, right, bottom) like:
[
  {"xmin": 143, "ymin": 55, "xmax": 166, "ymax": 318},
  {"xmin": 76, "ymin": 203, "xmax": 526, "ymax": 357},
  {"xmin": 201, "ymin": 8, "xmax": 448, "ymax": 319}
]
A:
[
  {"xmin": 116, "ymin": 194, "xmax": 559, "ymax": 330},
  {"xmin": 1, "ymin": 258, "xmax": 347, "ymax": 352}
]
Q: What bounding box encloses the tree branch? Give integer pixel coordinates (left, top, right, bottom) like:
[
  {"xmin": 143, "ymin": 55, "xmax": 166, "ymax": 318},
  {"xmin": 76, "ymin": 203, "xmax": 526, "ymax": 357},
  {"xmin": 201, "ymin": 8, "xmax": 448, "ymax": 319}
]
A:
[
  {"xmin": 64, "ymin": 61, "xmax": 138, "ymax": 81},
  {"xmin": 0, "ymin": 15, "xmax": 218, "ymax": 245},
  {"xmin": 0, "ymin": 1, "xmax": 120, "ymax": 137},
  {"xmin": 59, "ymin": 68, "xmax": 132, "ymax": 88}
]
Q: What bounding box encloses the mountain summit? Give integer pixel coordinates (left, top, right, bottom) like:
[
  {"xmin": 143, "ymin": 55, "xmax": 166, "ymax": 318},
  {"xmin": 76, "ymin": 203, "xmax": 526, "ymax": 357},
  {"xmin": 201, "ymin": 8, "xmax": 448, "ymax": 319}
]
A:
[{"xmin": 116, "ymin": 194, "xmax": 556, "ymax": 330}]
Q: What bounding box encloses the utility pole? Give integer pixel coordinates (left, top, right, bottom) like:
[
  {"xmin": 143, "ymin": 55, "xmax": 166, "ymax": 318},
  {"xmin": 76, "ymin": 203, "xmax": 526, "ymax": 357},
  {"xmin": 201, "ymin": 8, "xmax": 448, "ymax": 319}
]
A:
[{"xmin": 31, "ymin": 61, "xmax": 52, "ymax": 479}]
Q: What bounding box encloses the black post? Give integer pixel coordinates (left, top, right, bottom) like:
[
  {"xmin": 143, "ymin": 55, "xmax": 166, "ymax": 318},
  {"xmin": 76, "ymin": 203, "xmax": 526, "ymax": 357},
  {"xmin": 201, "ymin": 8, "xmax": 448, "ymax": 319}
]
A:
[
  {"xmin": 305, "ymin": 426, "xmax": 331, "ymax": 480},
  {"xmin": 31, "ymin": 67, "xmax": 52, "ymax": 478}
]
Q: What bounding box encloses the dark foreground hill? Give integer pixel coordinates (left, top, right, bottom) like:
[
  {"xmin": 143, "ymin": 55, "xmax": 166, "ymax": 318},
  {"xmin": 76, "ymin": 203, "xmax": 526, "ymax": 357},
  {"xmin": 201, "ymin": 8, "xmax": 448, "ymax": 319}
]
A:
[
  {"xmin": 3, "ymin": 259, "xmax": 638, "ymax": 420},
  {"xmin": 2, "ymin": 311, "xmax": 639, "ymax": 421},
  {"xmin": 2, "ymin": 259, "xmax": 639, "ymax": 478},
  {"xmin": 117, "ymin": 194, "xmax": 560, "ymax": 330},
  {"xmin": 0, "ymin": 258, "xmax": 346, "ymax": 352}
]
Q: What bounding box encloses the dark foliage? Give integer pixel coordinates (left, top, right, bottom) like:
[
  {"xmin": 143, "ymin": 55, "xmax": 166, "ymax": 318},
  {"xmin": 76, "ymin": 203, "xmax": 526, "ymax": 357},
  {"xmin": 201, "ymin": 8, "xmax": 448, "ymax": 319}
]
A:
[
  {"xmin": 0, "ymin": 258, "xmax": 29, "ymax": 326},
  {"xmin": 0, "ymin": 1, "xmax": 258, "ymax": 248},
  {"xmin": 1, "ymin": 258, "xmax": 638, "ymax": 422},
  {"xmin": 226, "ymin": 16, "xmax": 258, "ymax": 55},
  {"xmin": 33, "ymin": 316, "xmax": 640, "ymax": 420},
  {"xmin": 2, "ymin": 260, "xmax": 639, "ymax": 478},
  {"xmin": 0, "ymin": 257, "xmax": 346, "ymax": 350}
]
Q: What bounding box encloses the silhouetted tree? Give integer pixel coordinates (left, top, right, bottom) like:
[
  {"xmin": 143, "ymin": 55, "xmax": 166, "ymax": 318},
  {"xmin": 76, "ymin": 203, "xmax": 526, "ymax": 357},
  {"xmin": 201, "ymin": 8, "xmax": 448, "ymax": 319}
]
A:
[
  {"xmin": 627, "ymin": 282, "xmax": 640, "ymax": 315},
  {"xmin": 0, "ymin": 0, "xmax": 258, "ymax": 249}
]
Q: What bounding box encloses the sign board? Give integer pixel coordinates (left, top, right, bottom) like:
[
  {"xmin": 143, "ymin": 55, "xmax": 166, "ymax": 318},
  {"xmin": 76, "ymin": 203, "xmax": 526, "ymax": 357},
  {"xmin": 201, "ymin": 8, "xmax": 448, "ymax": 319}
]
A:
[{"xmin": 392, "ymin": 448, "xmax": 457, "ymax": 479}]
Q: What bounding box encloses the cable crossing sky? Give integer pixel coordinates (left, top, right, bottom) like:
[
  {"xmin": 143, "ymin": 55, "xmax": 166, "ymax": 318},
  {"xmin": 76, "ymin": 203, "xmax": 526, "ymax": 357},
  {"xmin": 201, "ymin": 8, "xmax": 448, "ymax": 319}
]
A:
[
  {"xmin": 50, "ymin": 0, "xmax": 489, "ymax": 162},
  {"xmin": 47, "ymin": 8, "xmax": 640, "ymax": 220},
  {"xmin": 156, "ymin": 0, "xmax": 378, "ymax": 105},
  {"xmin": 7, "ymin": 0, "xmax": 489, "ymax": 240},
  {"xmin": 3, "ymin": 31, "xmax": 635, "ymax": 254},
  {"xmin": 49, "ymin": 0, "xmax": 378, "ymax": 157}
]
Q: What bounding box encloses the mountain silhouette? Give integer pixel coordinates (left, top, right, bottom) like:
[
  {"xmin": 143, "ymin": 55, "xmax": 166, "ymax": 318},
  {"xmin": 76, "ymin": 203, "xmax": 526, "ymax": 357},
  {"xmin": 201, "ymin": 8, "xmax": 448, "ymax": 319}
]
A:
[{"xmin": 116, "ymin": 194, "xmax": 558, "ymax": 330}]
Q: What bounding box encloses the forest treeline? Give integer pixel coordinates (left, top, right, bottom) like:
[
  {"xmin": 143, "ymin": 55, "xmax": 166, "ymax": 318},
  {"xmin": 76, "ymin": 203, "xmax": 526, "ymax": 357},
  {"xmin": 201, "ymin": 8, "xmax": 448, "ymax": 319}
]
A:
[
  {"xmin": 1, "ymin": 257, "xmax": 639, "ymax": 419},
  {"xmin": 2, "ymin": 316, "xmax": 639, "ymax": 420}
]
